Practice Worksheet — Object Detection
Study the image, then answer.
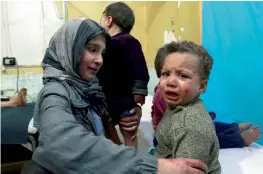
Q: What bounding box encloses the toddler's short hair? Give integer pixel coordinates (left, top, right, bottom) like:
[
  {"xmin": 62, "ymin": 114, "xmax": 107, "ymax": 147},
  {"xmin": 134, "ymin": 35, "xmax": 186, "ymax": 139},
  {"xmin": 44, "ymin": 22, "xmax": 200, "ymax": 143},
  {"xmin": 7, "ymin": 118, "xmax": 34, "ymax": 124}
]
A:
[
  {"xmin": 155, "ymin": 41, "xmax": 213, "ymax": 80},
  {"xmin": 103, "ymin": 2, "xmax": 135, "ymax": 33}
]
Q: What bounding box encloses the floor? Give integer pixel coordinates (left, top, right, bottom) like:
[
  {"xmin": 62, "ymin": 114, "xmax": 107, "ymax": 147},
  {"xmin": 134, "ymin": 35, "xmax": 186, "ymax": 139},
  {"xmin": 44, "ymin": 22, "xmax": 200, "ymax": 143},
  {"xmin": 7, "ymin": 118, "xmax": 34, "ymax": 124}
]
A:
[{"xmin": 1, "ymin": 144, "xmax": 32, "ymax": 173}]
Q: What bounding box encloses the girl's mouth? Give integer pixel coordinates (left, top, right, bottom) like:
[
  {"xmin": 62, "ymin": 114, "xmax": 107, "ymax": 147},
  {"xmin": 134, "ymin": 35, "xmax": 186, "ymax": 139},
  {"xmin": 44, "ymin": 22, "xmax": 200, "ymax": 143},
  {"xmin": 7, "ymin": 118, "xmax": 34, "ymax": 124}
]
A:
[{"xmin": 88, "ymin": 67, "xmax": 98, "ymax": 74}]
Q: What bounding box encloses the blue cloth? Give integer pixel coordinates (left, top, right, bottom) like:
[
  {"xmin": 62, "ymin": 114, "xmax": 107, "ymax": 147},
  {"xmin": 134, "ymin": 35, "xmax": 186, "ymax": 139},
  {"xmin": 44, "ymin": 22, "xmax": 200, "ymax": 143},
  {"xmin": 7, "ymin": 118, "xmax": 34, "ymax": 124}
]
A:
[
  {"xmin": 1, "ymin": 103, "xmax": 35, "ymax": 144},
  {"xmin": 214, "ymin": 122, "xmax": 244, "ymax": 149},
  {"xmin": 90, "ymin": 110, "xmax": 104, "ymax": 136},
  {"xmin": 202, "ymin": 1, "xmax": 263, "ymax": 145}
]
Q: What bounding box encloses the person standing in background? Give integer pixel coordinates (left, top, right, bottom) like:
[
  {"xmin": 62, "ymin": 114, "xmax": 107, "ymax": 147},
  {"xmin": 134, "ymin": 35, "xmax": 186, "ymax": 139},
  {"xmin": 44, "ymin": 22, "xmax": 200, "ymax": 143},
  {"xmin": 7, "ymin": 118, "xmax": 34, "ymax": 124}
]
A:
[{"xmin": 98, "ymin": 2, "xmax": 149, "ymax": 148}]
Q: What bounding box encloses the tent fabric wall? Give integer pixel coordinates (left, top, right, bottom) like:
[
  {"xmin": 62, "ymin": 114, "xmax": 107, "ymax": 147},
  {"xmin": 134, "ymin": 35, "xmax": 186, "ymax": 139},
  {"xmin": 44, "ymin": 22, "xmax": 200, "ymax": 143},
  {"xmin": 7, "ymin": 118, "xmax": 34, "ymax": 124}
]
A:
[
  {"xmin": 146, "ymin": 1, "xmax": 201, "ymax": 68},
  {"xmin": 145, "ymin": 1, "xmax": 201, "ymax": 95},
  {"xmin": 1, "ymin": 1, "xmax": 64, "ymax": 66},
  {"xmin": 67, "ymin": 1, "xmax": 147, "ymax": 60},
  {"xmin": 201, "ymin": 2, "xmax": 263, "ymax": 145}
]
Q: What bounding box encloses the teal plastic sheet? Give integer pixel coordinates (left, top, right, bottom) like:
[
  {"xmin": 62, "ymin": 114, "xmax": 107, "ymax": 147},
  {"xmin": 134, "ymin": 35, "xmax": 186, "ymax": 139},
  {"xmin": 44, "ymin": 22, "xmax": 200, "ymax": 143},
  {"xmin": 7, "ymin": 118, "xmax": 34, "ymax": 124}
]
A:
[{"xmin": 202, "ymin": 2, "xmax": 263, "ymax": 145}]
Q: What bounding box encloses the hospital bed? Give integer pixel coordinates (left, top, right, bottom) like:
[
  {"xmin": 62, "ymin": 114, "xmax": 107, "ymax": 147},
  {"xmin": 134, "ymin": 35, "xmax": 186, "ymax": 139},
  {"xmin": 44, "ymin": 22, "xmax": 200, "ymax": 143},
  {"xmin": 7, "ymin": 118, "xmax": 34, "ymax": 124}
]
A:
[
  {"xmin": 3, "ymin": 96, "xmax": 262, "ymax": 173},
  {"xmin": 1, "ymin": 103, "xmax": 37, "ymax": 172},
  {"xmin": 137, "ymin": 96, "xmax": 263, "ymax": 174},
  {"xmin": 1, "ymin": 103, "xmax": 37, "ymax": 145}
]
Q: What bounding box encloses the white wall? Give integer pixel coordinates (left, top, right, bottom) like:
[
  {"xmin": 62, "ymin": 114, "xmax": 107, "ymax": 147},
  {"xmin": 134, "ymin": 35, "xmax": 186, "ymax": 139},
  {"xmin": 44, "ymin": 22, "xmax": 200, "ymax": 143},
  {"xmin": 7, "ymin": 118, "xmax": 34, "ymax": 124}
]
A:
[{"xmin": 1, "ymin": 1, "xmax": 64, "ymax": 66}]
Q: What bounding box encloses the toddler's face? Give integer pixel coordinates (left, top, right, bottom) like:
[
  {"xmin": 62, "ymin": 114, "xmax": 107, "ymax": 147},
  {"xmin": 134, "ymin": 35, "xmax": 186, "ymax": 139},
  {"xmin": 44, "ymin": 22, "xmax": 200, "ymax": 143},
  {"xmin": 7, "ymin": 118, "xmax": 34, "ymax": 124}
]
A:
[
  {"xmin": 100, "ymin": 14, "xmax": 111, "ymax": 31},
  {"xmin": 159, "ymin": 53, "xmax": 206, "ymax": 107}
]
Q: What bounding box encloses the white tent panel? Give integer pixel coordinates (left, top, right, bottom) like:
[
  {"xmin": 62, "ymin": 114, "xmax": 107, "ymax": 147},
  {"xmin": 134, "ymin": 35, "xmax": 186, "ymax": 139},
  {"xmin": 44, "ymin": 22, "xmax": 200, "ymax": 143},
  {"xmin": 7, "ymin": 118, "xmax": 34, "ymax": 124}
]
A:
[{"xmin": 1, "ymin": 1, "xmax": 64, "ymax": 65}]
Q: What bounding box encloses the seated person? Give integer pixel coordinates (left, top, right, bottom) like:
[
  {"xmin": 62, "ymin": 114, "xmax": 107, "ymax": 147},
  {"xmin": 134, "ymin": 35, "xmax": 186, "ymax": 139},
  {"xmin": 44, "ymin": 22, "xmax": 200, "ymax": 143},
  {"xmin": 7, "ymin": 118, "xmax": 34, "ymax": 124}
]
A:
[
  {"xmin": 1, "ymin": 88, "xmax": 27, "ymax": 108},
  {"xmin": 154, "ymin": 41, "xmax": 222, "ymax": 173},
  {"xmin": 152, "ymin": 45, "xmax": 261, "ymax": 149},
  {"xmin": 1, "ymin": 88, "xmax": 35, "ymax": 145}
]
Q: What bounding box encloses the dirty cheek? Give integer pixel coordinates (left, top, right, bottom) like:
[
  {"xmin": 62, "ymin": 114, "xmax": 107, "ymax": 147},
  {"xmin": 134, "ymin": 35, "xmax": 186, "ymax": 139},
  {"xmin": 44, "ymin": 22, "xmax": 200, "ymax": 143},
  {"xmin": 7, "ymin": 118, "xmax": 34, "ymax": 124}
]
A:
[
  {"xmin": 181, "ymin": 81, "xmax": 192, "ymax": 97},
  {"xmin": 184, "ymin": 88, "xmax": 189, "ymax": 95}
]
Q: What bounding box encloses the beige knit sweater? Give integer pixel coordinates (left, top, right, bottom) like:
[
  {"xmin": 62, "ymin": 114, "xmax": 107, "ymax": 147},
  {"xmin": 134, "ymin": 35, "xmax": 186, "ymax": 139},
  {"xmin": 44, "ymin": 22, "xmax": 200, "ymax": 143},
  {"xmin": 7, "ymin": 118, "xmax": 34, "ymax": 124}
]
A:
[{"xmin": 155, "ymin": 98, "xmax": 221, "ymax": 174}]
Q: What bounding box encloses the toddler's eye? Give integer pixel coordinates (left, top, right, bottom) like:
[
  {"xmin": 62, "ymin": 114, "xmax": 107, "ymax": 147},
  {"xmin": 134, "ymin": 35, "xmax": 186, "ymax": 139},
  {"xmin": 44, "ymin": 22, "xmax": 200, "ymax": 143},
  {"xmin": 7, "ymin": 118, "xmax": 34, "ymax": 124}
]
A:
[
  {"xmin": 178, "ymin": 73, "xmax": 188, "ymax": 79},
  {"xmin": 161, "ymin": 71, "xmax": 169, "ymax": 77}
]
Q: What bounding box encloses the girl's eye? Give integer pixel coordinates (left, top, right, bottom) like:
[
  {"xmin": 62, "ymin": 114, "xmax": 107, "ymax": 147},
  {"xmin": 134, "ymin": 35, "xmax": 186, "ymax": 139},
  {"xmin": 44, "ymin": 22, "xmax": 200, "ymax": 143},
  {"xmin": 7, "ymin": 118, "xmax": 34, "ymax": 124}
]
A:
[{"xmin": 87, "ymin": 47, "xmax": 98, "ymax": 53}]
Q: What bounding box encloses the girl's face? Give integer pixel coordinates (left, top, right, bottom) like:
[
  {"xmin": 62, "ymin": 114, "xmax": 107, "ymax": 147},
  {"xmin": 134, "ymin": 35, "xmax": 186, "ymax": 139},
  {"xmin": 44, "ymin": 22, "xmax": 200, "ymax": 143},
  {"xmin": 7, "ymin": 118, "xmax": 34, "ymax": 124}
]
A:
[
  {"xmin": 159, "ymin": 53, "xmax": 207, "ymax": 107},
  {"xmin": 79, "ymin": 34, "xmax": 106, "ymax": 81}
]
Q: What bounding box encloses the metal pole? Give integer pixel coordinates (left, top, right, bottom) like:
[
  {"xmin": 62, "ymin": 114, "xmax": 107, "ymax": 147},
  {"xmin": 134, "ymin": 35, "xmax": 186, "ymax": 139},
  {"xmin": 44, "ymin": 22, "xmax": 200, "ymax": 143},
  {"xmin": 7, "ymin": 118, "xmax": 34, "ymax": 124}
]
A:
[{"xmin": 62, "ymin": 1, "xmax": 68, "ymax": 23}]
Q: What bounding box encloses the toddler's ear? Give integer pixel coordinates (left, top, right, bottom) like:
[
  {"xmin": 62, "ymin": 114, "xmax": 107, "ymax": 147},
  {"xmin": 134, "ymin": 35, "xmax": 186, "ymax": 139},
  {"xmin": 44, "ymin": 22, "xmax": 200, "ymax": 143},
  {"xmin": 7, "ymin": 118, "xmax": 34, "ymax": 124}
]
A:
[{"xmin": 200, "ymin": 79, "xmax": 208, "ymax": 93}]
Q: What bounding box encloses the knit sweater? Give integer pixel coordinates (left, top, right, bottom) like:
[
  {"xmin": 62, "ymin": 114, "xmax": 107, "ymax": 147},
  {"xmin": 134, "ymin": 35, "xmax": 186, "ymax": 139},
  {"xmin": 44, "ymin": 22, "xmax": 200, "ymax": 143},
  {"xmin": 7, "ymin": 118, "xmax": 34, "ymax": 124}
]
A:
[{"xmin": 155, "ymin": 98, "xmax": 221, "ymax": 174}]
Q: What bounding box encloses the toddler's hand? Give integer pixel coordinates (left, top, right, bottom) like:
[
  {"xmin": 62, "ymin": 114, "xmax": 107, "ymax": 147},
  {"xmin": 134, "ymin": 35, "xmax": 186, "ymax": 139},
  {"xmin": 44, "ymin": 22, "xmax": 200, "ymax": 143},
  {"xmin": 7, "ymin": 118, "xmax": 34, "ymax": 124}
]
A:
[{"xmin": 134, "ymin": 94, "xmax": 145, "ymax": 105}]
